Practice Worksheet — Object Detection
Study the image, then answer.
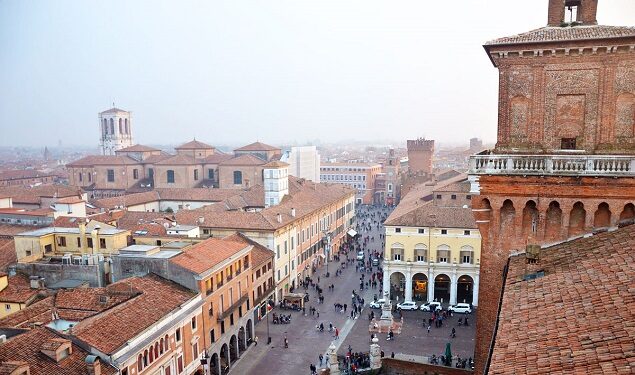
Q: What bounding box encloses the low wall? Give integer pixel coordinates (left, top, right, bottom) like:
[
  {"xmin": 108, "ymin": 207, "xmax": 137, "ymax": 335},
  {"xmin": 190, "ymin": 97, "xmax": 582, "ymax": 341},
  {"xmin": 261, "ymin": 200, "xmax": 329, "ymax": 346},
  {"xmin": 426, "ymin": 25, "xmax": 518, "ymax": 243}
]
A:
[{"xmin": 380, "ymin": 358, "xmax": 472, "ymax": 375}]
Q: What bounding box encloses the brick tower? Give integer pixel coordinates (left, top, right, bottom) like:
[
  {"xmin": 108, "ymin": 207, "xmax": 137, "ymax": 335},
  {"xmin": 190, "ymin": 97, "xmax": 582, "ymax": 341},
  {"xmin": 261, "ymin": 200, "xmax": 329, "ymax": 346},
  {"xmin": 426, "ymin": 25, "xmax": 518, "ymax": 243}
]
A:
[
  {"xmin": 407, "ymin": 138, "xmax": 434, "ymax": 175},
  {"xmin": 469, "ymin": 1, "xmax": 635, "ymax": 373}
]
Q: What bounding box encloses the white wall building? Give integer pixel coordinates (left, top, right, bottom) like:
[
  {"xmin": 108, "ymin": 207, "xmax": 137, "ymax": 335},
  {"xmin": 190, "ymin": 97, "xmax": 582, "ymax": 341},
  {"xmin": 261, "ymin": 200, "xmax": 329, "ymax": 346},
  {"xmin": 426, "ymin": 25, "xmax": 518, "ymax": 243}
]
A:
[
  {"xmin": 99, "ymin": 107, "xmax": 134, "ymax": 155},
  {"xmin": 280, "ymin": 146, "xmax": 320, "ymax": 182}
]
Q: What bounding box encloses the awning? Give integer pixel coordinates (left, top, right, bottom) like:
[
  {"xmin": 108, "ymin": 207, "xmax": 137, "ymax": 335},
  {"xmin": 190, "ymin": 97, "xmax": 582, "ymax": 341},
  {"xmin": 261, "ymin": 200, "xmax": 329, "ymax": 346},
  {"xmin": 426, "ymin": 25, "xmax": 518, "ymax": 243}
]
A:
[{"xmin": 347, "ymin": 229, "xmax": 358, "ymax": 237}]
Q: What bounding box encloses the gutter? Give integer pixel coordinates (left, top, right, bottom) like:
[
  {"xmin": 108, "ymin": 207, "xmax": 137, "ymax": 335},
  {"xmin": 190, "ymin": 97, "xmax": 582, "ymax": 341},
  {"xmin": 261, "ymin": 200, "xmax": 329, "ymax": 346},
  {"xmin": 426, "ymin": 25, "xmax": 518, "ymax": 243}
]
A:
[{"xmin": 483, "ymin": 256, "xmax": 510, "ymax": 375}]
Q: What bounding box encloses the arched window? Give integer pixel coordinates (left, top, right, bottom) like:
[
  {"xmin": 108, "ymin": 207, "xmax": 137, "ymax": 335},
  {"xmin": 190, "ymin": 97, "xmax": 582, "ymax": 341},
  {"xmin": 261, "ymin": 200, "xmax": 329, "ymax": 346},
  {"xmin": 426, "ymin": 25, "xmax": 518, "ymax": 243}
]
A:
[
  {"xmin": 390, "ymin": 243, "xmax": 404, "ymax": 261},
  {"xmin": 233, "ymin": 171, "xmax": 243, "ymax": 185},
  {"xmin": 154, "ymin": 342, "xmax": 159, "ymax": 359},
  {"xmin": 164, "ymin": 334, "xmax": 169, "ymax": 351},
  {"xmin": 149, "ymin": 346, "xmax": 154, "ymax": 362},
  {"xmin": 436, "ymin": 244, "xmax": 450, "ymax": 263},
  {"xmin": 119, "ymin": 118, "xmax": 123, "ymax": 134},
  {"xmin": 143, "ymin": 350, "xmax": 148, "ymax": 366},
  {"xmin": 460, "ymin": 245, "xmax": 474, "ymax": 264},
  {"xmin": 124, "ymin": 118, "xmax": 129, "ymax": 134},
  {"xmin": 137, "ymin": 354, "xmax": 143, "ymax": 371},
  {"xmin": 414, "ymin": 243, "xmax": 427, "ymax": 262},
  {"xmin": 109, "ymin": 119, "xmax": 114, "ymax": 134},
  {"xmin": 160, "ymin": 338, "xmax": 164, "ymax": 354}
]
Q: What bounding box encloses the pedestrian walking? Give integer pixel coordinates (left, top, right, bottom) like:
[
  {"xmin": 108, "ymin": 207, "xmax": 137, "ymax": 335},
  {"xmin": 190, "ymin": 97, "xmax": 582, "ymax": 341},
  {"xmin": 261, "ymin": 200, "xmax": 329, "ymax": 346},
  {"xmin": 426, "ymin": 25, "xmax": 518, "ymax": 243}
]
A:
[
  {"xmin": 427, "ymin": 325, "xmax": 431, "ymax": 334},
  {"xmin": 254, "ymin": 336, "xmax": 259, "ymax": 346},
  {"xmin": 335, "ymin": 327, "xmax": 339, "ymax": 340},
  {"xmin": 319, "ymin": 354, "xmax": 324, "ymax": 366},
  {"xmin": 284, "ymin": 336, "xmax": 289, "ymax": 348}
]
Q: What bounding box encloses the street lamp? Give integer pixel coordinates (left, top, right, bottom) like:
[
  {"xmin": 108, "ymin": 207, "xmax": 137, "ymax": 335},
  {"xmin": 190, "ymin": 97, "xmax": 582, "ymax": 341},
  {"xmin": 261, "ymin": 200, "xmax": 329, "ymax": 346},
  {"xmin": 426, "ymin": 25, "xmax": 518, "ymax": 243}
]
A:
[
  {"xmin": 266, "ymin": 299, "xmax": 274, "ymax": 344},
  {"xmin": 322, "ymin": 230, "xmax": 331, "ymax": 274}
]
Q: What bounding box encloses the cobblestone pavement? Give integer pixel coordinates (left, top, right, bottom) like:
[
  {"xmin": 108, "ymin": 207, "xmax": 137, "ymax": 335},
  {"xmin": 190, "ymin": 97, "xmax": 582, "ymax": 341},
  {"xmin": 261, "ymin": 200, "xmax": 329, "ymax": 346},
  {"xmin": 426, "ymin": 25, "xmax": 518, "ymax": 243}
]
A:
[{"xmin": 230, "ymin": 206, "xmax": 474, "ymax": 374}]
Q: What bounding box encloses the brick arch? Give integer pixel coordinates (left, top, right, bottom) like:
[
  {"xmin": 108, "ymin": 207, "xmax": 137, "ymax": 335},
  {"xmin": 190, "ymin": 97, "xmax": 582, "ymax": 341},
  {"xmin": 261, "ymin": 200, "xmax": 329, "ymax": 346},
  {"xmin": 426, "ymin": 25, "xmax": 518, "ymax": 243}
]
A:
[
  {"xmin": 568, "ymin": 201, "xmax": 587, "ymax": 237},
  {"xmin": 593, "ymin": 202, "xmax": 611, "ymax": 228},
  {"xmin": 544, "ymin": 200, "xmax": 563, "ymax": 240},
  {"xmin": 499, "ymin": 199, "xmax": 516, "ymax": 236},
  {"xmin": 619, "ymin": 203, "xmax": 635, "ymax": 223},
  {"xmin": 521, "ymin": 200, "xmax": 539, "ymax": 237}
]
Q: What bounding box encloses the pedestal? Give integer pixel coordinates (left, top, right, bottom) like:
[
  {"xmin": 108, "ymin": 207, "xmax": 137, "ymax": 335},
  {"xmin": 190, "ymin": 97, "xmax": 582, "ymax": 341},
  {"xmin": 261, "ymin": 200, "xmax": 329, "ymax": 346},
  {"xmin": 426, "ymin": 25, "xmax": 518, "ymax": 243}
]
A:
[
  {"xmin": 328, "ymin": 342, "xmax": 340, "ymax": 375},
  {"xmin": 370, "ymin": 337, "xmax": 381, "ymax": 370}
]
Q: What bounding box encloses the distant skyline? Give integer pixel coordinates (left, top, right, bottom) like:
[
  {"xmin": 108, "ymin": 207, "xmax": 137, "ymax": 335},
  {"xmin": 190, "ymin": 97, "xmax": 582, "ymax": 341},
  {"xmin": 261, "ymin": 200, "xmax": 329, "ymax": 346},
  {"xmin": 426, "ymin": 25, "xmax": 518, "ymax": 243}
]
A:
[{"xmin": 1, "ymin": 0, "xmax": 634, "ymax": 148}]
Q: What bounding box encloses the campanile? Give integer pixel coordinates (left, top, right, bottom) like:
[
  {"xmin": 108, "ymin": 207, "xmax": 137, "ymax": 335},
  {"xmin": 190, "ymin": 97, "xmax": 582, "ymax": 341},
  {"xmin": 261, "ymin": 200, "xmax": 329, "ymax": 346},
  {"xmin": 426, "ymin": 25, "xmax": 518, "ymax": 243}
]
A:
[{"xmin": 469, "ymin": 1, "xmax": 635, "ymax": 373}]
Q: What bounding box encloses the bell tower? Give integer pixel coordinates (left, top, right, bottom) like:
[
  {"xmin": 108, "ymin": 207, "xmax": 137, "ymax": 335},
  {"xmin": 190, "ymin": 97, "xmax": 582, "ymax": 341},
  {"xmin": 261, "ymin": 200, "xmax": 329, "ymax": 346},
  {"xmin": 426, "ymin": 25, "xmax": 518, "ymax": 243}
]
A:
[
  {"xmin": 99, "ymin": 107, "xmax": 134, "ymax": 155},
  {"xmin": 470, "ymin": 1, "xmax": 635, "ymax": 373}
]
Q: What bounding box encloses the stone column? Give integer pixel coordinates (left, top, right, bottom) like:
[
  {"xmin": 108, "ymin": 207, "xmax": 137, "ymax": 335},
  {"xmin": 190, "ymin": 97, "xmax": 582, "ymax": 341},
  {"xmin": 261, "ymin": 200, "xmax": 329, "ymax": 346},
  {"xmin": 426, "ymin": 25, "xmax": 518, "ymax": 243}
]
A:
[
  {"xmin": 328, "ymin": 342, "xmax": 340, "ymax": 375},
  {"xmin": 404, "ymin": 270, "xmax": 413, "ymax": 302},
  {"xmin": 473, "ymin": 274, "xmax": 480, "ymax": 306},
  {"xmin": 369, "ymin": 337, "xmax": 381, "ymax": 370},
  {"xmin": 450, "ymin": 275, "xmax": 458, "ymax": 305},
  {"xmin": 383, "ymin": 270, "xmax": 390, "ymax": 300},
  {"xmin": 427, "ymin": 270, "xmax": 435, "ymax": 302}
]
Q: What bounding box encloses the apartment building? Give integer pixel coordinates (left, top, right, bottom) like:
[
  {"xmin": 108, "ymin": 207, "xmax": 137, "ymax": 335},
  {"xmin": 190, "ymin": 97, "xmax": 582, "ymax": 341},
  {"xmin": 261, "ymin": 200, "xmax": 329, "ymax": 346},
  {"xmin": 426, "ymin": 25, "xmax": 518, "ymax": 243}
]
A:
[{"xmin": 319, "ymin": 162, "xmax": 381, "ymax": 204}]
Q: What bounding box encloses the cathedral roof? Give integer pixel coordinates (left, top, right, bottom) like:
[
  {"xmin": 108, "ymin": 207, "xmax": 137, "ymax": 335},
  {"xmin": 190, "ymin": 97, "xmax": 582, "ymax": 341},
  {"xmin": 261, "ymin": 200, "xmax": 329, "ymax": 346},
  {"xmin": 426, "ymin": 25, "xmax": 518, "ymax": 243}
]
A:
[
  {"xmin": 219, "ymin": 154, "xmax": 267, "ymax": 166},
  {"xmin": 234, "ymin": 141, "xmax": 280, "ymax": 152},
  {"xmin": 175, "ymin": 140, "xmax": 214, "ymax": 150},
  {"xmin": 66, "ymin": 155, "xmax": 139, "ymax": 167},
  {"xmin": 485, "ymin": 25, "xmax": 635, "ymax": 47}
]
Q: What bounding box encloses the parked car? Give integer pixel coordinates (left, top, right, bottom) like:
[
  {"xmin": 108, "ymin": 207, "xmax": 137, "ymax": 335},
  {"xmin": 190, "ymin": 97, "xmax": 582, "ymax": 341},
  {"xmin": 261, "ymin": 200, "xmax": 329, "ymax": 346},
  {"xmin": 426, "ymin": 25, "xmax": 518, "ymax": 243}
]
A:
[
  {"xmin": 372, "ymin": 258, "xmax": 379, "ymax": 266},
  {"xmin": 369, "ymin": 299, "xmax": 385, "ymax": 309},
  {"xmin": 448, "ymin": 303, "xmax": 472, "ymax": 314},
  {"xmin": 396, "ymin": 301, "xmax": 418, "ymax": 311},
  {"xmin": 420, "ymin": 302, "xmax": 442, "ymax": 312},
  {"xmin": 356, "ymin": 251, "xmax": 364, "ymax": 261}
]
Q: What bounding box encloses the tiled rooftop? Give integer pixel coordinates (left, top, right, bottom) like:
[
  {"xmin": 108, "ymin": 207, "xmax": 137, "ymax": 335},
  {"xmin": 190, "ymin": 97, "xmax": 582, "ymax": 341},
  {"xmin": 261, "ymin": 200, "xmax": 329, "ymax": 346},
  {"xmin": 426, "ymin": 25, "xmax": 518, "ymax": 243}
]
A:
[
  {"xmin": 175, "ymin": 139, "xmax": 215, "ymax": 150},
  {"xmin": 234, "ymin": 141, "xmax": 280, "ymax": 152},
  {"xmin": 486, "ymin": 25, "xmax": 635, "ymax": 46},
  {"xmin": 66, "ymin": 155, "xmax": 139, "ymax": 167},
  {"xmin": 170, "ymin": 236, "xmax": 249, "ymax": 275},
  {"xmin": 384, "ymin": 200, "xmax": 476, "ymax": 229},
  {"xmin": 488, "ymin": 224, "xmax": 635, "ymax": 374},
  {"xmin": 219, "ymin": 154, "xmax": 267, "ymax": 166},
  {"xmin": 0, "ymin": 274, "xmax": 40, "ymax": 304},
  {"xmin": 0, "ymin": 327, "xmax": 117, "ymax": 375},
  {"xmin": 116, "ymin": 144, "xmax": 160, "ymax": 152},
  {"xmin": 71, "ymin": 274, "xmax": 196, "ymax": 354}
]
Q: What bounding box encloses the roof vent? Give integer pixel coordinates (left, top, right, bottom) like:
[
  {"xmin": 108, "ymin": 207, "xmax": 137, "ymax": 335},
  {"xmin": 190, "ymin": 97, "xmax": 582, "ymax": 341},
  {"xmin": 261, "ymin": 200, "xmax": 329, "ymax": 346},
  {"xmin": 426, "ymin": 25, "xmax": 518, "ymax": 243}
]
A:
[
  {"xmin": 198, "ymin": 216, "xmax": 204, "ymax": 224},
  {"xmin": 277, "ymin": 213, "xmax": 282, "ymax": 223},
  {"xmin": 291, "ymin": 208, "xmax": 296, "ymax": 217}
]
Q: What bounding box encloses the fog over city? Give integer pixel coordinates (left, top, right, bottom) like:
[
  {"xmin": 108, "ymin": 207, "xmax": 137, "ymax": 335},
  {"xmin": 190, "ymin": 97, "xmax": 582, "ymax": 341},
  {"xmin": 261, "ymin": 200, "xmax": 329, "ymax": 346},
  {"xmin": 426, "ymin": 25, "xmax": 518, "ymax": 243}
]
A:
[{"xmin": 1, "ymin": 0, "xmax": 634, "ymax": 147}]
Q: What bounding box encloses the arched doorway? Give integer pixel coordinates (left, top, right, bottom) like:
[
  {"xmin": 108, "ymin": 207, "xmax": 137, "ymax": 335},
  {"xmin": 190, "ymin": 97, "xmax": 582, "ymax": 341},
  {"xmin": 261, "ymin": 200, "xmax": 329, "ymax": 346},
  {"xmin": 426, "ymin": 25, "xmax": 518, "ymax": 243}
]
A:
[
  {"xmin": 210, "ymin": 353, "xmax": 220, "ymax": 375},
  {"xmin": 457, "ymin": 275, "xmax": 474, "ymax": 304},
  {"xmin": 434, "ymin": 274, "xmax": 450, "ymax": 304},
  {"xmin": 246, "ymin": 319, "xmax": 253, "ymax": 345},
  {"xmin": 229, "ymin": 335, "xmax": 238, "ymax": 362},
  {"xmin": 412, "ymin": 273, "xmax": 428, "ymax": 302},
  {"xmin": 389, "ymin": 272, "xmax": 406, "ymax": 301},
  {"xmin": 220, "ymin": 344, "xmax": 229, "ymax": 375},
  {"xmin": 238, "ymin": 327, "xmax": 246, "ymax": 352}
]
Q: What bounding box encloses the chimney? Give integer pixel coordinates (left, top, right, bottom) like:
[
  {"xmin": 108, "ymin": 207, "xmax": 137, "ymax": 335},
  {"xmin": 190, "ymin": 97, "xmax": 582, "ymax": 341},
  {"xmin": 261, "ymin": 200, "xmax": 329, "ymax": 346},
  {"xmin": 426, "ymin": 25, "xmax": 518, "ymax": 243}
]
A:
[
  {"xmin": 85, "ymin": 355, "xmax": 102, "ymax": 375},
  {"xmin": 78, "ymin": 221, "xmax": 87, "ymax": 252},
  {"xmin": 29, "ymin": 276, "xmax": 41, "ymax": 289},
  {"xmin": 525, "ymin": 244, "xmax": 541, "ymax": 264},
  {"xmin": 277, "ymin": 213, "xmax": 282, "ymax": 223},
  {"xmin": 198, "ymin": 216, "xmax": 205, "ymax": 225},
  {"xmin": 291, "ymin": 208, "xmax": 296, "ymax": 218}
]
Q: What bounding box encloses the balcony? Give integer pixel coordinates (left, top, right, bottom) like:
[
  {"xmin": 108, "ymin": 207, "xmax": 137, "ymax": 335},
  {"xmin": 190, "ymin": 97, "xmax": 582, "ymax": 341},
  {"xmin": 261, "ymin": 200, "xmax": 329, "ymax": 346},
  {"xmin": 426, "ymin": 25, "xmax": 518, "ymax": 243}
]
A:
[
  {"xmin": 469, "ymin": 153, "xmax": 635, "ymax": 177},
  {"xmin": 254, "ymin": 285, "xmax": 275, "ymax": 306},
  {"xmin": 217, "ymin": 294, "xmax": 249, "ymax": 322}
]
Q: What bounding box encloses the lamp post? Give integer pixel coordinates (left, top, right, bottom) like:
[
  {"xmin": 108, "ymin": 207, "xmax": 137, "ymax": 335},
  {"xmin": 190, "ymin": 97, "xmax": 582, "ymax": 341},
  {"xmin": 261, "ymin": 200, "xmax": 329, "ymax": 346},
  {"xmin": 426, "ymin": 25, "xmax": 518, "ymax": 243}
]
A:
[
  {"xmin": 266, "ymin": 299, "xmax": 273, "ymax": 344},
  {"xmin": 322, "ymin": 230, "xmax": 331, "ymax": 274}
]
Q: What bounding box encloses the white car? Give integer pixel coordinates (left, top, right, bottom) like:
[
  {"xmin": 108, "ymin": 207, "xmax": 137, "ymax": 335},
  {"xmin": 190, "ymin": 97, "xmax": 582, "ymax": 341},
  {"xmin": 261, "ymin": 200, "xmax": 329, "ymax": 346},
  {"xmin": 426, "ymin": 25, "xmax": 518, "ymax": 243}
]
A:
[
  {"xmin": 420, "ymin": 302, "xmax": 442, "ymax": 312},
  {"xmin": 448, "ymin": 303, "xmax": 472, "ymax": 314},
  {"xmin": 356, "ymin": 251, "xmax": 364, "ymax": 261},
  {"xmin": 396, "ymin": 301, "xmax": 418, "ymax": 311},
  {"xmin": 369, "ymin": 299, "xmax": 385, "ymax": 309}
]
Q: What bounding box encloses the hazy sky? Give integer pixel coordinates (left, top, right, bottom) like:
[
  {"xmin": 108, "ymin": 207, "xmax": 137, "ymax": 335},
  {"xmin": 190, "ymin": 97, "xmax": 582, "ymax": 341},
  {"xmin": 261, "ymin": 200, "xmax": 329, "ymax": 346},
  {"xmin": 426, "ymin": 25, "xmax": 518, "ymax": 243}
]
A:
[{"xmin": 1, "ymin": 1, "xmax": 634, "ymax": 148}]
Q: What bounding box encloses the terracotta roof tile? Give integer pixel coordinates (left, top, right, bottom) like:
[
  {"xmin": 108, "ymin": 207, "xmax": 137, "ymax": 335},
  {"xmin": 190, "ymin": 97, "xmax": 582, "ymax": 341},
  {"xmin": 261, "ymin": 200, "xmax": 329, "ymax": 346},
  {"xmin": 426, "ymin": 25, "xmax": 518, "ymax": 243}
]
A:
[
  {"xmin": 203, "ymin": 153, "xmax": 234, "ymax": 164},
  {"xmin": 234, "ymin": 141, "xmax": 280, "ymax": 152},
  {"xmin": 0, "ymin": 238, "xmax": 17, "ymax": 272},
  {"xmin": 489, "ymin": 224, "xmax": 635, "ymax": 374},
  {"xmin": 219, "ymin": 154, "xmax": 267, "ymax": 166},
  {"xmin": 175, "ymin": 140, "xmax": 214, "ymax": 150},
  {"xmin": 154, "ymin": 154, "xmax": 197, "ymax": 166},
  {"xmin": 0, "ymin": 327, "xmax": 117, "ymax": 375},
  {"xmin": 71, "ymin": 274, "xmax": 196, "ymax": 354},
  {"xmin": 0, "ymin": 274, "xmax": 40, "ymax": 304},
  {"xmin": 225, "ymin": 233, "xmax": 274, "ymax": 267},
  {"xmin": 384, "ymin": 201, "xmax": 476, "ymax": 228},
  {"xmin": 115, "ymin": 144, "xmax": 160, "ymax": 152},
  {"xmin": 486, "ymin": 25, "xmax": 635, "ymax": 46},
  {"xmin": 66, "ymin": 155, "xmax": 139, "ymax": 167},
  {"xmin": 100, "ymin": 107, "xmax": 128, "ymax": 114},
  {"xmin": 170, "ymin": 236, "xmax": 249, "ymax": 274}
]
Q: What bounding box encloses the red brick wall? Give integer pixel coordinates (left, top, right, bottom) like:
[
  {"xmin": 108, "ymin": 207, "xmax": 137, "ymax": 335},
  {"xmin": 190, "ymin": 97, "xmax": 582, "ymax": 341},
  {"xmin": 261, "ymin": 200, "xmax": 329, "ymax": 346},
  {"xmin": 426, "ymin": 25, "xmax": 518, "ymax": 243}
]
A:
[
  {"xmin": 471, "ymin": 175, "xmax": 635, "ymax": 374},
  {"xmin": 381, "ymin": 358, "xmax": 473, "ymax": 375}
]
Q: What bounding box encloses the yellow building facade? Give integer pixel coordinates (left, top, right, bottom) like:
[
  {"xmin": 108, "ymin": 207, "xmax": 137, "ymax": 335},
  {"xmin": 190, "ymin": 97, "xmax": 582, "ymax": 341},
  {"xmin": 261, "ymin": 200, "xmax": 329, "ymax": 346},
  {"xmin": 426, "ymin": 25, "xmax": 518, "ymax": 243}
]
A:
[{"xmin": 383, "ymin": 180, "xmax": 481, "ymax": 306}]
